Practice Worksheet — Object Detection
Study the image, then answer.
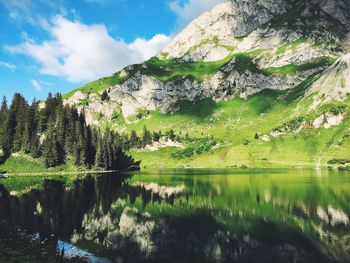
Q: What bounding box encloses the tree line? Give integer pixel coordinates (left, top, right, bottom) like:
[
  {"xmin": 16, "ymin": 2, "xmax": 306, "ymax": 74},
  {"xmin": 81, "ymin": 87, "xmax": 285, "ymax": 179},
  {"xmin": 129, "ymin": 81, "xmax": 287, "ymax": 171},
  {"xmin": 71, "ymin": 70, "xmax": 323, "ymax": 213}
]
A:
[{"xmin": 0, "ymin": 93, "xmax": 140, "ymax": 170}]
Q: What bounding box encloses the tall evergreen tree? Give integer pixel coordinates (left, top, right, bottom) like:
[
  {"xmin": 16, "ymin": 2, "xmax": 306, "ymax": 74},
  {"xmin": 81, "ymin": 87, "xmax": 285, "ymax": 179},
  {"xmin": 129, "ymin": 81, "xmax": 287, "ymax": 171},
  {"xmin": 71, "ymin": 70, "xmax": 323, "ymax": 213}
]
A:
[
  {"xmin": 168, "ymin": 129, "xmax": 176, "ymax": 141},
  {"xmin": 130, "ymin": 130, "xmax": 139, "ymax": 148},
  {"xmin": 43, "ymin": 125, "xmax": 60, "ymax": 168},
  {"xmin": 95, "ymin": 136, "xmax": 104, "ymax": 169},
  {"xmin": 0, "ymin": 97, "xmax": 8, "ymax": 151},
  {"xmin": 7, "ymin": 93, "xmax": 28, "ymax": 152},
  {"xmin": 0, "ymin": 92, "xmax": 140, "ymax": 171},
  {"xmin": 152, "ymin": 131, "xmax": 161, "ymax": 142},
  {"xmin": 141, "ymin": 126, "xmax": 152, "ymax": 148}
]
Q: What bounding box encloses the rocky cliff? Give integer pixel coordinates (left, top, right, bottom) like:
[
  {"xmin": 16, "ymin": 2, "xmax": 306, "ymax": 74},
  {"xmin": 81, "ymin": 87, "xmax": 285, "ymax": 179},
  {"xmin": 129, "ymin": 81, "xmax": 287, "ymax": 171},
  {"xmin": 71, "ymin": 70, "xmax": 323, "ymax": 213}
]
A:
[{"xmin": 65, "ymin": 0, "xmax": 350, "ymax": 123}]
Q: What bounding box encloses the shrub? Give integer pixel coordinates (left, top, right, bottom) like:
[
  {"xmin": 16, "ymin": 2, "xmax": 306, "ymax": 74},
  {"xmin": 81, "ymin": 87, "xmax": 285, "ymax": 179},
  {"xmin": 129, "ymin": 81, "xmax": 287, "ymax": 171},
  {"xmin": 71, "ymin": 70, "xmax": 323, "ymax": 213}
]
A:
[
  {"xmin": 101, "ymin": 90, "xmax": 109, "ymax": 101},
  {"xmin": 171, "ymin": 147, "xmax": 194, "ymax": 159},
  {"xmin": 327, "ymin": 159, "xmax": 350, "ymax": 165}
]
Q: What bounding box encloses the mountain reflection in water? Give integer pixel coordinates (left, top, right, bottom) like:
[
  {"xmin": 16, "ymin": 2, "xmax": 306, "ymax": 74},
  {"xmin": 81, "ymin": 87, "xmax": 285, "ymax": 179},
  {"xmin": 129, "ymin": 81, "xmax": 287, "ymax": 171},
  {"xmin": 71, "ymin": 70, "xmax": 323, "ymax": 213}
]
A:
[{"xmin": 0, "ymin": 169, "xmax": 349, "ymax": 263}]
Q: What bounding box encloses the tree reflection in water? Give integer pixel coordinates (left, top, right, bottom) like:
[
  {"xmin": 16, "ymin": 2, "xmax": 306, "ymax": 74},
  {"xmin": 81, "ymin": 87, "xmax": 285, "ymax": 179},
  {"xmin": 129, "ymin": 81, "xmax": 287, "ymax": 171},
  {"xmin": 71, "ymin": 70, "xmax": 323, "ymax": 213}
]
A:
[{"xmin": 0, "ymin": 170, "xmax": 349, "ymax": 263}]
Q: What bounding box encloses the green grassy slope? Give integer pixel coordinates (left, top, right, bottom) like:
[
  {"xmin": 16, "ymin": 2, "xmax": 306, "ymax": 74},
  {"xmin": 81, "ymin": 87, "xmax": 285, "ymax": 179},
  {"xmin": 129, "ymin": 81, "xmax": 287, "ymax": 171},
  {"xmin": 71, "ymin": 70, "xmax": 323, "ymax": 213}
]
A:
[
  {"xmin": 63, "ymin": 73, "xmax": 127, "ymax": 99},
  {"xmin": 64, "ymin": 43, "xmax": 336, "ymax": 99},
  {"xmin": 59, "ymin": 35, "xmax": 347, "ymax": 169},
  {"xmin": 118, "ymin": 88, "xmax": 350, "ymax": 169}
]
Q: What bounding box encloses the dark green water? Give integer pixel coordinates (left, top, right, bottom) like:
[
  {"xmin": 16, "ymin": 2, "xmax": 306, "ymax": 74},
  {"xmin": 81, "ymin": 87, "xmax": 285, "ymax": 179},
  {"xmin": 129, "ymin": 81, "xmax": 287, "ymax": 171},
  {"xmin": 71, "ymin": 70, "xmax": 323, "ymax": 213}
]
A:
[{"xmin": 0, "ymin": 169, "xmax": 350, "ymax": 262}]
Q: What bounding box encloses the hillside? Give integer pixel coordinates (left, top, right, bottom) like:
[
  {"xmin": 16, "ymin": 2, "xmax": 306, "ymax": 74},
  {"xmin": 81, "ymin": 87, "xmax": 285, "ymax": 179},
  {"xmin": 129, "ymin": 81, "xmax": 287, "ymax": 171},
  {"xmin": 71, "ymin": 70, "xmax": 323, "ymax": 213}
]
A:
[{"xmin": 64, "ymin": 0, "xmax": 350, "ymax": 169}]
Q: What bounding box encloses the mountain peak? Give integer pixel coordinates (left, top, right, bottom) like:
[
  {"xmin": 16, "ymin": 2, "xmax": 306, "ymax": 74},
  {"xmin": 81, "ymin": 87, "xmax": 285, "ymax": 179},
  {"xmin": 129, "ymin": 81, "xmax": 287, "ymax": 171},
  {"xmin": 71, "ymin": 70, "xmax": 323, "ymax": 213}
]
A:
[
  {"xmin": 159, "ymin": 0, "xmax": 290, "ymax": 62},
  {"xmin": 159, "ymin": 0, "xmax": 350, "ymax": 63},
  {"xmin": 65, "ymin": 0, "xmax": 350, "ymax": 124}
]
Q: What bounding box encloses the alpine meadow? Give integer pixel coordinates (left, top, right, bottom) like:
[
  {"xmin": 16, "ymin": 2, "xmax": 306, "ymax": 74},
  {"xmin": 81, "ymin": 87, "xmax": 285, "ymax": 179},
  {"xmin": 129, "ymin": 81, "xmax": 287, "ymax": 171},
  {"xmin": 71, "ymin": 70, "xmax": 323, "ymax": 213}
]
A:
[{"xmin": 1, "ymin": 0, "xmax": 350, "ymax": 262}]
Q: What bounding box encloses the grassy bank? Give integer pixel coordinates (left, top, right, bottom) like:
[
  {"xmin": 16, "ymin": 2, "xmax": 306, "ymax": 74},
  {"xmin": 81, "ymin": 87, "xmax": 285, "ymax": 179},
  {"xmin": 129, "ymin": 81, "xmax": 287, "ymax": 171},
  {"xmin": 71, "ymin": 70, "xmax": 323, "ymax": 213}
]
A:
[
  {"xmin": 0, "ymin": 156, "xmax": 73, "ymax": 174},
  {"xmin": 122, "ymin": 92, "xmax": 350, "ymax": 169},
  {"xmin": 5, "ymin": 91, "xmax": 350, "ymax": 171},
  {"xmin": 0, "ymin": 155, "xmax": 111, "ymax": 175}
]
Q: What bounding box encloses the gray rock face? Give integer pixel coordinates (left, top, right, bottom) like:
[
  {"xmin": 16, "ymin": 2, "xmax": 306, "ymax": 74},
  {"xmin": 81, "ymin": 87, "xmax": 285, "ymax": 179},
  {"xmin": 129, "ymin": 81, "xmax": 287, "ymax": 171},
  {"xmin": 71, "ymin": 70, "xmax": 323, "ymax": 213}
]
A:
[
  {"xmin": 229, "ymin": 0, "xmax": 290, "ymax": 37},
  {"xmin": 307, "ymin": 53, "xmax": 350, "ymax": 109},
  {"xmin": 85, "ymin": 206, "xmax": 326, "ymax": 263},
  {"xmin": 320, "ymin": 0, "xmax": 350, "ymax": 27},
  {"xmin": 159, "ymin": 0, "xmax": 289, "ymax": 62},
  {"xmin": 66, "ymin": 0, "xmax": 350, "ymax": 122},
  {"xmin": 108, "ymin": 69, "xmax": 303, "ymax": 118}
]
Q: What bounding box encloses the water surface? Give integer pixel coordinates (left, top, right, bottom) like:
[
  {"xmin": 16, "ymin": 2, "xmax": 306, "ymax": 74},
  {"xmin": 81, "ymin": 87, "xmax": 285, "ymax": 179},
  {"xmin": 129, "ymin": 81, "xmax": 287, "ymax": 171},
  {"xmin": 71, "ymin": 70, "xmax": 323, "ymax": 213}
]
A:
[{"xmin": 0, "ymin": 169, "xmax": 349, "ymax": 262}]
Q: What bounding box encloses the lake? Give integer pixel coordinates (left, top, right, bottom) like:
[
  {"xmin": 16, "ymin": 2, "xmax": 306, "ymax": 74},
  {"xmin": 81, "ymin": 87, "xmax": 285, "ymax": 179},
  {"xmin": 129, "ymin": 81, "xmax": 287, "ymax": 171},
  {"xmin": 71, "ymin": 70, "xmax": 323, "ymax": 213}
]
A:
[{"xmin": 0, "ymin": 169, "xmax": 349, "ymax": 263}]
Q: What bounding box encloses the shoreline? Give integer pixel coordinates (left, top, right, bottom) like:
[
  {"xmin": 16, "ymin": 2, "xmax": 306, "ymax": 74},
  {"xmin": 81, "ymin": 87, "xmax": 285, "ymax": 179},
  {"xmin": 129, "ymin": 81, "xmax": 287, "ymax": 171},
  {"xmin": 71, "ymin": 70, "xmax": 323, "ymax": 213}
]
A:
[
  {"xmin": 0, "ymin": 165, "xmax": 345, "ymax": 177},
  {"xmin": 1, "ymin": 169, "xmax": 118, "ymax": 177}
]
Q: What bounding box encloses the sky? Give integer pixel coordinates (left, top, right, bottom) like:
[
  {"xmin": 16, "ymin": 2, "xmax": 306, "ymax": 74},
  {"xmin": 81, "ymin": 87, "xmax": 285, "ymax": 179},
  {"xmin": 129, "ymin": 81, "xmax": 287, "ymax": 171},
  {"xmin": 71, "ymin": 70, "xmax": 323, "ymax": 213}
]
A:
[{"xmin": 0, "ymin": 0, "xmax": 224, "ymax": 102}]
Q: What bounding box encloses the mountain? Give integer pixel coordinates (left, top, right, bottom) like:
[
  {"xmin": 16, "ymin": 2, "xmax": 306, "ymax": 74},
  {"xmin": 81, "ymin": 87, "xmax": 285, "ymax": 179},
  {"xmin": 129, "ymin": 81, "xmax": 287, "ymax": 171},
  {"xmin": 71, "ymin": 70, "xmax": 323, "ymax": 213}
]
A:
[{"xmin": 64, "ymin": 0, "xmax": 350, "ymax": 168}]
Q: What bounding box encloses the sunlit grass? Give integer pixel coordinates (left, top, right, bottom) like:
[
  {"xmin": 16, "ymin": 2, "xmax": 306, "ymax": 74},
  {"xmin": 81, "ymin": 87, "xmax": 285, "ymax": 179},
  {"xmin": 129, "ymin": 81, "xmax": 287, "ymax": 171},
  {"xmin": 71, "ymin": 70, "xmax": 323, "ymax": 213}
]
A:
[
  {"xmin": 63, "ymin": 73, "xmax": 126, "ymax": 99},
  {"xmin": 0, "ymin": 175, "xmax": 68, "ymax": 192}
]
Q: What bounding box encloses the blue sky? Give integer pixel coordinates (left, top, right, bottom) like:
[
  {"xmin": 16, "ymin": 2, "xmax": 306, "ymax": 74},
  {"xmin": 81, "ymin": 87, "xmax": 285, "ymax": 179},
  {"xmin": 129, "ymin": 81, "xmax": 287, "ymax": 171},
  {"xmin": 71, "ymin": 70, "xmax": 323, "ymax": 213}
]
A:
[{"xmin": 0, "ymin": 0, "xmax": 223, "ymax": 102}]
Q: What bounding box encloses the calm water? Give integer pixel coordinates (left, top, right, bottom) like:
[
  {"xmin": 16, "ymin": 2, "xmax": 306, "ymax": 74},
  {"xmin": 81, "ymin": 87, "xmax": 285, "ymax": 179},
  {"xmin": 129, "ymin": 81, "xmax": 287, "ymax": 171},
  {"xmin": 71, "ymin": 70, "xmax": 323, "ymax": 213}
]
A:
[{"xmin": 0, "ymin": 169, "xmax": 350, "ymax": 263}]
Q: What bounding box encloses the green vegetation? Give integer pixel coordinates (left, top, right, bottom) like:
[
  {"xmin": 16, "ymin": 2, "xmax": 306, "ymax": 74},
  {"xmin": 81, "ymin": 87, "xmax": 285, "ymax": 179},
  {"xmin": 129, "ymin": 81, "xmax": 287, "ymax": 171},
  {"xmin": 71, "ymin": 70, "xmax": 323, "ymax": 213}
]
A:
[
  {"xmin": 0, "ymin": 93, "xmax": 139, "ymax": 173},
  {"xmin": 0, "ymin": 156, "xmax": 72, "ymax": 174},
  {"xmin": 186, "ymin": 36, "xmax": 235, "ymax": 54},
  {"xmin": 327, "ymin": 159, "xmax": 350, "ymax": 165},
  {"xmin": 136, "ymin": 52, "xmax": 334, "ymax": 84},
  {"xmin": 234, "ymin": 36, "xmax": 245, "ymax": 42},
  {"xmin": 79, "ymin": 98, "xmax": 89, "ymax": 106},
  {"xmin": 272, "ymin": 116, "xmax": 306, "ymax": 133},
  {"xmin": 63, "ymin": 46, "xmax": 335, "ymax": 104},
  {"xmin": 275, "ymin": 38, "xmax": 307, "ymax": 55},
  {"xmin": 140, "ymin": 55, "xmax": 234, "ymax": 82},
  {"xmin": 0, "ymin": 174, "xmax": 68, "ymax": 192},
  {"xmin": 171, "ymin": 147, "xmax": 195, "ymax": 159},
  {"xmin": 63, "ymin": 73, "xmax": 126, "ymax": 99},
  {"xmin": 64, "ymin": 54, "xmax": 235, "ymax": 99},
  {"xmin": 171, "ymin": 138, "xmax": 218, "ymax": 159},
  {"xmin": 3, "ymin": 169, "xmax": 349, "ymax": 262},
  {"xmin": 264, "ymin": 57, "xmax": 336, "ymax": 75},
  {"xmin": 28, "ymin": 38, "xmax": 346, "ymax": 171},
  {"xmin": 282, "ymin": 73, "xmax": 321, "ymax": 103},
  {"xmin": 186, "ymin": 36, "xmax": 220, "ymax": 54},
  {"xmin": 124, "ymin": 87, "xmax": 350, "ymax": 169},
  {"xmin": 233, "ymin": 53, "xmax": 263, "ymax": 74}
]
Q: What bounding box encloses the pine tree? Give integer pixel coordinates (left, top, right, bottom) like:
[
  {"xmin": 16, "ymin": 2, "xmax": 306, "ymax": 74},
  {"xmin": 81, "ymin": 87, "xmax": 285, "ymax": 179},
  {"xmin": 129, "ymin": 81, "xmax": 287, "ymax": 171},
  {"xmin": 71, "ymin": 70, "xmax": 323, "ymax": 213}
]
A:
[
  {"xmin": 73, "ymin": 121, "xmax": 88, "ymax": 166},
  {"xmin": 22, "ymin": 101, "xmax": 38, "ymax": 154},
  {"xmin": 130, "ymin": 130, "xmax": 139, "ymax": 148},
  {"xmin": 141, "ymin": 126, "xmax": 152, "ymax": 148},
  {"xmin": 85, "ymin": 126, "xmax": 95, "ymax": 166},
  {"xmin": 104, "ymin": 130, "xmax": 113, "ymax": 169},
  {"xmin": 152, "ymin": 131, "xmax": 160, "ymax": 142},
  {"xmin": 43, "ymin": 125, "xmax": 60, "ymax": 168},
  {"xmin": 0, "ymin": 97, "xmax": 8, "ymax": 151},
  {"xmin": 43, "ymin": 121, "xmax": 64, "ymax": 168},
  {"xmin": 168, "ymin": 129, "xmax": 176, "ymax": 141},
  {"xmin": 95, "ymin": 136, "xmax": 104, "ymax": 168},
  {"xmin": 7, "ymin": 93, "xmax": 28, "ymax": 152},
  {"xmin": 30, "ymin": 133, "xmax": 41, "ymax": 158},
  {"xmin": 0, "ymin": 92, "xmax": 140, "ymax": 171},
  {"xmin": 22, "ymin": 121, "xmax": 31, "ymax": 154}
]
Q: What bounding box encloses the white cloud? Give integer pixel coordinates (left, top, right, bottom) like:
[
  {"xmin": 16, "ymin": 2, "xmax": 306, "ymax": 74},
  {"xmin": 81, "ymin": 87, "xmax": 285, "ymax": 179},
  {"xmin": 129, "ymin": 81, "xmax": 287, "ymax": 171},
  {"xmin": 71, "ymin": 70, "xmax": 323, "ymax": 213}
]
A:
[
  {"xmin": 31, "ymin": 79, "xmax": 42, "ymax": 91},
  {"xmin": 169, "ymin": 0, "xmax": 225, "ymax": 26},
  {"xmin": 129, "ymin": 34, "xmax": 171, "ymax": 61},
  {"xmin": 6, "ymin": 16, "xmax": 170, "ymax": 83},
  {"xmin": 0, "ymin": 61, "xmax": 16, "ymax": 70}
]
